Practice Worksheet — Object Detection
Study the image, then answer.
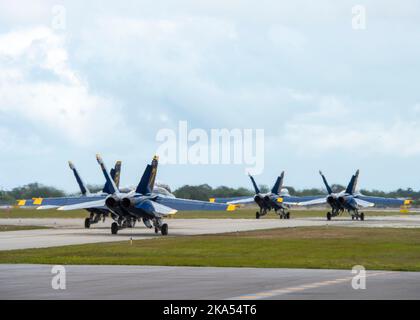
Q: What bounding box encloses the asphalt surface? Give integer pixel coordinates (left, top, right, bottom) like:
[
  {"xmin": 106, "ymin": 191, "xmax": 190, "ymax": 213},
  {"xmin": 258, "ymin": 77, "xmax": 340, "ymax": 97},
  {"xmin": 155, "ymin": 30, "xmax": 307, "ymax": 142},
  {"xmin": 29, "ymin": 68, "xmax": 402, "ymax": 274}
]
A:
[
  {"xmin": 1, "ymin": 216, "xmax": 419, "ymax": 300},
  {"xmin": 0, "ymin": 265, "xmax": 419, "ymax": 300},
  {"xmin": 1, "ymin": 216, "xmax": 420, "ymax": 251}
]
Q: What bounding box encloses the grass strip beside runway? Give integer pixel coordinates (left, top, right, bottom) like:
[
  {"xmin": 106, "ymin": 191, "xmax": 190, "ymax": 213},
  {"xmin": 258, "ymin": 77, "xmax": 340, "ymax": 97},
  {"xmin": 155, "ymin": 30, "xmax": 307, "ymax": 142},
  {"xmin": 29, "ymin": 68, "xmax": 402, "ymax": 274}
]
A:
[
  {"xmin": 0, "ymin": 225, "xmax": 50, "ymax": 232},
  {"xmin": 0, "ymin": 227, "xmax": 420, "ymax": 271}
]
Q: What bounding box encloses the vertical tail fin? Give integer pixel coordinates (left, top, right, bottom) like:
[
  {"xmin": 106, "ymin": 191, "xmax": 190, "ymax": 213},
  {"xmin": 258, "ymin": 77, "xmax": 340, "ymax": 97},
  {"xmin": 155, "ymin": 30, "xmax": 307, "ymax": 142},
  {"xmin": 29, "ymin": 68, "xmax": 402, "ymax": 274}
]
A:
[
  {"xmin": 135, "ymin": 156, "xmax": 159, "ymax": 195},
  {"xmin": 113, "ymin": 161, "xmax": 122, "ymax": 188},
  {"xmin": 68, "ymin": 161, "xmax": 91, "ymax": 196},
  {"xmin": 96, "ymin": 154, "xmax": 120, "ymax": 195},
  {"xmin": 319, "ymin": 171, "xmax": 333, "ymax": 194},
  {"xmin": 249, "ymin": 174, "xmax": 261, "ymax": 194},
  {"xmin": 345, "ymin": 170, "xmax": 360, "ymax": 195},
  {"xmin": 103, "ymin": 161, "xmax": 122, "ymax": 194},
  {"xmin": 271, "ymin": 171, "xmax": 285, "ymax": 195},
  {"xmin": 148, "ymin": 156, "xmax": 158, "ymax": 192}
]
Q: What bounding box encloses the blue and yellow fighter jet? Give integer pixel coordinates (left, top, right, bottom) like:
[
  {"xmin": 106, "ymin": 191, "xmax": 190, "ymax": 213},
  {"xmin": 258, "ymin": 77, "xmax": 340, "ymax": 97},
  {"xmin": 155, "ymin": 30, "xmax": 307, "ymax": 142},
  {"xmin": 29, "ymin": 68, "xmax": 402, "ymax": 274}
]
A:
[
  {"xmin": 297, "ymin": 170, "xmax": 412, "ymax": 221},
  {"xmin": 22, "ymin": 155, "xmax": 236, "ymax": 236},
  {"xmin": 17, "ymin": 160, "xmax": 122, "ymax": 228},
  {"xmin": 211, "ymin": 172, "xmax": 319, "ymax": 220},
  {"xmin": 69, "ymin": 160, "xmax": 122, "ymax": 228}
]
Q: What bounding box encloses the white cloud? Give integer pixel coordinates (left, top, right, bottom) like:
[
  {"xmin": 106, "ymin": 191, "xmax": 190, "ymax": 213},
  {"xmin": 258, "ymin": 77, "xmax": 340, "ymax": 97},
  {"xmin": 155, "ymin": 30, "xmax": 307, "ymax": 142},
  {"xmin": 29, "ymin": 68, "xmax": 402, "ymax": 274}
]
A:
[
  {"xmin": 282, "ymin": 99, "xmax": 420, "ymax": 157},
  {"xmin": 0, "ymin": 1, "xmax": 420, "ymax": 191},
  {"xmin": 0, "ymin": 26, "xmax": 127, "ymax": 147},
  {"xmin": 268, "ymin": 25, "xmax": 306, "ymax": 52}
]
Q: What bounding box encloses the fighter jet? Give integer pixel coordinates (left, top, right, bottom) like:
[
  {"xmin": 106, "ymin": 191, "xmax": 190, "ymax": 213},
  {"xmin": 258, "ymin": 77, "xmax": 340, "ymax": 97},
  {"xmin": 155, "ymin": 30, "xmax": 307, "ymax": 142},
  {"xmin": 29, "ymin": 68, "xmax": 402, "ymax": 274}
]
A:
[
  {"xmin": 57, "ymin": 155, "xmax": 236, "ymax": 235},
  {"xmin": 297, "ymin": 170, "xmax": 412, "ymax": 221},
  {"xmin": 16, "ymin": 161, "xmax": 121, "ymax": 219},
  {"xmin": 211, "ymin": 173, "xmax": 319, "ymax": 219},
  {"xmin": 68, "ymin": 160, "xmax": 121, "ymax": 228}
]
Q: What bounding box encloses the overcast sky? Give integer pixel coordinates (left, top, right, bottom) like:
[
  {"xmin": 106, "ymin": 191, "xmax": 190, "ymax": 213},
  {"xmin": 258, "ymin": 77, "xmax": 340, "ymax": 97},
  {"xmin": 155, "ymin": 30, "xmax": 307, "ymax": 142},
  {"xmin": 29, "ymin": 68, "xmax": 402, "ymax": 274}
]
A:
[{"xmin": 1, "ymin": 0, "xmax": 420, "ymax": 193}]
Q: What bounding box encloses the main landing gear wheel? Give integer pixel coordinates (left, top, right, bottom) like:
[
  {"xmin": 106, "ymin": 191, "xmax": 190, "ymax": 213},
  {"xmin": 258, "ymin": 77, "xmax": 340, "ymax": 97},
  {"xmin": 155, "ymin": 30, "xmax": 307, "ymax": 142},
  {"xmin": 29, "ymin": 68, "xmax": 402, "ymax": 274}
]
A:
[
  {"xmin": 84, "ymin": 218, "xmax": 91, "ymax": 229},
  {"xmin": 161, "ymin": 224, "xmax": 169, "ymax": 236},
  {"xmin": 111, "ymin": 222, "xmax": 119, "ymax": 235},
  {"xmin": 286, "ymin": 212, "xmax": 291, "ymax": 220},
  {"xmin": 327, "ymin": 212, "xmax": 332, "ymax": 221},
  {"xmin": 360, "ymin": 212, "xmax": 365, "ymax": 221},
  {"xmin": 155, "ymin": 227, "xmax": 159, "ymax": 234},
  {"xmin": 256, "ymin": 212, "xmax": 260, "ymax": 219}
]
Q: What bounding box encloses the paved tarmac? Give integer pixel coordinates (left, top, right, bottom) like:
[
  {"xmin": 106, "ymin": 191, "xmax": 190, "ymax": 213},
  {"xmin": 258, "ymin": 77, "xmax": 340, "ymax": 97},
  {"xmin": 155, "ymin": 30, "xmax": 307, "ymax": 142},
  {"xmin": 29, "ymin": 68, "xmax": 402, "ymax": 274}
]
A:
[
  {"xmin": 0, "ymin": 265, "xmax": 419, "ymax": 300},
  {"xmin": 1, "ymin": 216, "xmax": 420, "ymax": 251}
]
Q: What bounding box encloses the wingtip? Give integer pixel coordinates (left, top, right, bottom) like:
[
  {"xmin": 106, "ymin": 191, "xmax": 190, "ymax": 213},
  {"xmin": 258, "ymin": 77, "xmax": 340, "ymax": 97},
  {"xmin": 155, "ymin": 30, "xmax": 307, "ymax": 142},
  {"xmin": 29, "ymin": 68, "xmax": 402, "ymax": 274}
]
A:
[
  {"xmin": 16, "ymin": 200, "xmax": 26, "ymax": 206},
  {"xmin": 227, "ymin": 204, "xmax": 237, "ymax": 212},
  {"xmin": 68, "ymin": 161, "xmax": 75, "ymax": 170}
]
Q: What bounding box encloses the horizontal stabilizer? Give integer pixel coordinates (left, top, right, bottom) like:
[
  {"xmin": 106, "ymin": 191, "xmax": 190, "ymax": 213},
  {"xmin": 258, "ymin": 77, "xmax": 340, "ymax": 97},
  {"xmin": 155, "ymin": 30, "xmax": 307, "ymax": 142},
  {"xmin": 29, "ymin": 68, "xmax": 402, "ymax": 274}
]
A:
[
  {"xmin": 296, "ymin": 197, "xmax": 328, "ymax": 206},
  {"xmin": 354, "ymin": 198, "xmax": 375, "ymax": 208},
  {"xmin": 57, "ymin": 199, "xmax": 106, "ymax": 211},
  {"xmin": 136, "ymin": 200, "xmax": 177, "ymax": 216},
  {"xmin": 37, "ymin": 205, "xmax": 60, "ymax": 210}
]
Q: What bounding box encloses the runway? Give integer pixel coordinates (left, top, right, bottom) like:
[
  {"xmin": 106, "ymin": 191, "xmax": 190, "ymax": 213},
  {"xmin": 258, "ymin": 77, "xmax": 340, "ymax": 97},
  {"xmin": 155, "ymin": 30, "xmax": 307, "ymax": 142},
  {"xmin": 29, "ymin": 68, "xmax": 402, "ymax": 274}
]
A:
[
  {"xmin": 0, "ymin": 264, "xmax": 419, "ymax": 300},
  {"xmin": 1, "ymin": 215, "xmax": 420, "ymax": 251}
]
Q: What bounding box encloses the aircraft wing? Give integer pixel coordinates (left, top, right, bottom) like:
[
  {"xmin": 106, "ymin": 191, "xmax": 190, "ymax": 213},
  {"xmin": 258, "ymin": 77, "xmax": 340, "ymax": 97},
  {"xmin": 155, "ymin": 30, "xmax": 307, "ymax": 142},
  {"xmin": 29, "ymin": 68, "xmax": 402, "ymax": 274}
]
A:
[
  {"xmin": 17, "ymin": 196, "xmax": 106, "ymax": 209},
  {"xmin": 356, "ymin": 195, "xmax": 411, "ymax": 207},
  {"xmin": 155, "ymin": 197, "xmax": 236, "ymax": 211},
  {"xmin": 354, "ymin": 198, "xmax": 375, "ymax": 208},
  {"xmin": 296, "ymin": 197, "xmax": 328, "ymax": 206}
]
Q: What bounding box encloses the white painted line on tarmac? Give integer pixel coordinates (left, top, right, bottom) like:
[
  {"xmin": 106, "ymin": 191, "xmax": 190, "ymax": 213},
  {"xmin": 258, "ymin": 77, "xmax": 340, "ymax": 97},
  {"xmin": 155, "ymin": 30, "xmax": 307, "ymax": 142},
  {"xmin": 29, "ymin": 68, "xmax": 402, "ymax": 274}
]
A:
[{"xmin": 229, "ymin": 272, "xmax": 393, "ymax": 300}]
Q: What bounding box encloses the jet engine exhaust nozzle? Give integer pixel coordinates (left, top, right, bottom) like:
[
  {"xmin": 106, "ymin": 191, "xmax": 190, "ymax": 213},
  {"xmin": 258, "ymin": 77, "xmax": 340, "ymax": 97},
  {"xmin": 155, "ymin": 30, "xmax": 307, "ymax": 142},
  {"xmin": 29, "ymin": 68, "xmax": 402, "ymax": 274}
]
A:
[
  {"xmin": 121, "ymin": 198, "xmax": 134, "ymax": 209},
  {"xmin": 105, "ymin": 196, "xmax": 119, "ymax": 208}
]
